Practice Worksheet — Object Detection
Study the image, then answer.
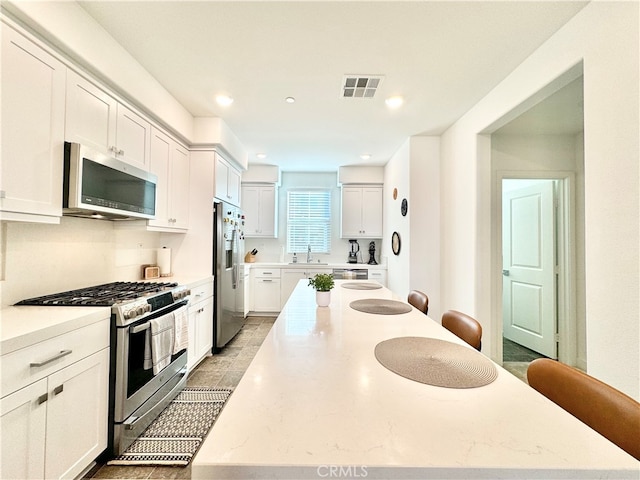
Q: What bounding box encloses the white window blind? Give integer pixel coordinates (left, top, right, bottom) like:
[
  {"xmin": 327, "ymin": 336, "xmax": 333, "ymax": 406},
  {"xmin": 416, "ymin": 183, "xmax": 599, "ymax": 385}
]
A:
[{"xmin": 287, "ymin": 189, "xmax": 331, "ymax": 254}]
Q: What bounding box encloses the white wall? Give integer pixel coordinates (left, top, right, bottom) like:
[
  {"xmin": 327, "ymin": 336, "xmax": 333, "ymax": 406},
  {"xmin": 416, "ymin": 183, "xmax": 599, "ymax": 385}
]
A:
[
  {"xmin": 440, "ymin": 2, "xmax": 639, "ymax": 398},
  {"xmin": 383, "ymin": 137, "xmax": 441, "ymax": 314},
  {"xmin": 384, "ymin": 141, "xmax": 411, "ymax": 296}
]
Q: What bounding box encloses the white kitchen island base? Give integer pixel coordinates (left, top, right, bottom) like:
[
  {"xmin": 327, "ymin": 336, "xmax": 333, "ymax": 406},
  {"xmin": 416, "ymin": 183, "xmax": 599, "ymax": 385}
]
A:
[{"xmin": 192, "ymin": 281, "xmax": 639, "ymax": 479}]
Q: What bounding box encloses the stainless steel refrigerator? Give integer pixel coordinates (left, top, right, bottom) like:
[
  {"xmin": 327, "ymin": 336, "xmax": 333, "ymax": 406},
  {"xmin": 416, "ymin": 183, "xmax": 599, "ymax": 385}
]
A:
[{"xmin": 213, "ymin": 200, "xmax": 246, "ymax": 350}]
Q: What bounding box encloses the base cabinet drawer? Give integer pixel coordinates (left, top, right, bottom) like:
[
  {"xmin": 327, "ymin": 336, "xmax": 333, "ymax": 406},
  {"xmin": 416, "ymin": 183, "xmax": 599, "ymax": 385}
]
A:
[
  {"xmin": 253, "ymin": 278, "xmax": 281, "ymax": 312},
  {"xmin": 1, "ymin": 319, "xmax": 110, "ymax": 397}
]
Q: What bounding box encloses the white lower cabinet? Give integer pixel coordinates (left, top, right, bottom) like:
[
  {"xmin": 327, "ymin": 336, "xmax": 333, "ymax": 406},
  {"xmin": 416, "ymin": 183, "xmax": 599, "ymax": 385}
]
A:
[
  {"xmin": 368, "ymin": 268, "xmax": 387, "ymax": 287},
  {"xmin": 251, "ymin": 268, "xmax": 281, "ymax": 313},
  {"xmin": 188, "ymin": 282, "xmax": 214, "ymax": 370},
  {"xmin": 1, "ymin": 347, "xmax": 109, "ymax": 480}
]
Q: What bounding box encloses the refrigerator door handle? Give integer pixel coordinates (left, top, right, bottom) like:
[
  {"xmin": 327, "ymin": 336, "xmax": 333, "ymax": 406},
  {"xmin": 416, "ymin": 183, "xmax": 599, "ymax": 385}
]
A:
[{"xmin": 231, "ymin": 227, "xmax": 238, "ymax": 289}]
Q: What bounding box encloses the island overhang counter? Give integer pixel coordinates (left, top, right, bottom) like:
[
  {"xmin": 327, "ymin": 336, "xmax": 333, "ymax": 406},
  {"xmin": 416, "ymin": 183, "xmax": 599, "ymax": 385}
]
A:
[{"xmin": 192, "ymin": 280, "xmax": 639, "ymax": 479}]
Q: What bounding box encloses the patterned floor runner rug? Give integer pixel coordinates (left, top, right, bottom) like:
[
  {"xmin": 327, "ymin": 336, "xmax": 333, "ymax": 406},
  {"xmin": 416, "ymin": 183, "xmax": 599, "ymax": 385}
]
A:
[{"xmin": 107, "ymin": 387, "xmax": 232, "ymax": 467}]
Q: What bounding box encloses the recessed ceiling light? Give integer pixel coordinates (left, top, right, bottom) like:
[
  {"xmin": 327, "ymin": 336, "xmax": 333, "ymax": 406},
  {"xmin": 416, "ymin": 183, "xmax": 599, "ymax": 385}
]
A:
[
  {"xmin": 215, "ymin": 95, "xmax": 234, "ymax": 107},
  {"xmin": 285, "ymin": 97, "xmax": 295, "ymax": 104},
  {"xmin": 385, "ymin": 96, "xmax": 404, "ymax": 109},
  {"xmin": 360, "ymin": 154, "xmax": 371, "ymax": 160},
  {"xmin": 256, "ymin": 153, "xmax": 267, "ymax": 159}
]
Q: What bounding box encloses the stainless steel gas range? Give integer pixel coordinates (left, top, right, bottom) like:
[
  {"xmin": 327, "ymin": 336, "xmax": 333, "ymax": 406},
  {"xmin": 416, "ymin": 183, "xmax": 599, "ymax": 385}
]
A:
[{"xmin": 17, "ymin": 281, "xmax": 191, "ymax": 456}]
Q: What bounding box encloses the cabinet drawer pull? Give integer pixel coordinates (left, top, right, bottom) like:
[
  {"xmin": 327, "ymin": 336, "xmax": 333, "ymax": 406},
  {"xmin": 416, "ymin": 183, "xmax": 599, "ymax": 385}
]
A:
[
  {"xmin": 53, "ymin": 385, "xmax": 64, "ymax": 396},
  {"xmin": 262, "ymin": 279, "xmax": 273, "ymax": 282},
  {"xmin": 30, "ymin": 349, "xmax": 72, "ymax": 368},
  {"xmin": 37, "ymin": 393, "xmax": 48, "ymax": 405}
]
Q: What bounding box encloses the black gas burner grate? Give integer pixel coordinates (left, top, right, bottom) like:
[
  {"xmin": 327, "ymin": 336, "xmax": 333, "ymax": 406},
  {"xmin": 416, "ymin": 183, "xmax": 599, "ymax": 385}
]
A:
[{"xmin": 16, "ymin": 281, "xmax": 178, "ymax": 307}]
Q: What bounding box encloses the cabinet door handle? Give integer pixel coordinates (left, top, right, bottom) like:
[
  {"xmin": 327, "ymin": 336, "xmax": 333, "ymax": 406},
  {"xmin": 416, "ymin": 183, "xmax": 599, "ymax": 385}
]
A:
[
  {"xmin": 37, "ymin": 393, "xmax": 48, "ymax": 405},
  {"xmin": 30, "ymin": 350, "xmax": 72, "ymax": 368},
  {"xmin": 53, "ymin": 385, "xmax": 64, "ymax": 396}
]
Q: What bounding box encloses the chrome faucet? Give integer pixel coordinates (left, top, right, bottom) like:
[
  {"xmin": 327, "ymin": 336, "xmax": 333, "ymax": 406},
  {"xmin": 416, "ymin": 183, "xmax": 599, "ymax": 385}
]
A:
[{"xmin": 307, "ymin": 244, "xmax": 312, "ymax": 263}]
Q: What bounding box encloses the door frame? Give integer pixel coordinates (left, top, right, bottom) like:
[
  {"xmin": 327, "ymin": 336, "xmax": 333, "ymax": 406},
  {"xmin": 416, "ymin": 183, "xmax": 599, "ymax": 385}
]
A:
[{"xmin": 492, "ymin": 170, "xmax": 577, "ymax": 366}]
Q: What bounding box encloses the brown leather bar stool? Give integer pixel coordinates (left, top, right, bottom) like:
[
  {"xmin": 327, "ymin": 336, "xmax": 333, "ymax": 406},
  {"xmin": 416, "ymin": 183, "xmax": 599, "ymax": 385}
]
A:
[
  {"xmin": 527, "ymin": 358, "xmax": 640, "ymax": 460},
  {"xmin": 441, "ymin": 310, "xmax": 482, "ymax": 351},
  {"xmin": 407, "ymin": 290, "xmax": 429, "ymax": 315}
]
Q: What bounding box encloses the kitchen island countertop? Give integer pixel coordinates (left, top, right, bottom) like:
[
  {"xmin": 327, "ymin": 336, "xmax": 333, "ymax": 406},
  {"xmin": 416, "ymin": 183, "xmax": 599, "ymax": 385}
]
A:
[{"xmin": 192, "ymin": 280, "xmax": 639, "ymax": 479}]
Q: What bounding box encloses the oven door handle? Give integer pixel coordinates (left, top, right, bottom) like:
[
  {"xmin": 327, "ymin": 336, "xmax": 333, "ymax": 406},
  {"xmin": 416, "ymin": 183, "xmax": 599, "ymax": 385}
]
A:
[{"xmin": 131, "ymin": 322, "xmax": 151, "ymax": 334}]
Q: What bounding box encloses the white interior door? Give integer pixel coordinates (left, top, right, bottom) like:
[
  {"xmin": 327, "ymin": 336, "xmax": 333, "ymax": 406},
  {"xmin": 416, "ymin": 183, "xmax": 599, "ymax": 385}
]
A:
[{"xmin": 502, "ymin": 180, "xmax": 557, "ymax": 359}]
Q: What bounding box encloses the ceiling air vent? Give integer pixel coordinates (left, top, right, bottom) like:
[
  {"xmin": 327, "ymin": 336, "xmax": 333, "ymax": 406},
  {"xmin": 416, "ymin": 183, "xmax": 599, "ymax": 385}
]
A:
[{"xmin": 341, "ymin": 75, "xmax": 384, "ymax": 99}]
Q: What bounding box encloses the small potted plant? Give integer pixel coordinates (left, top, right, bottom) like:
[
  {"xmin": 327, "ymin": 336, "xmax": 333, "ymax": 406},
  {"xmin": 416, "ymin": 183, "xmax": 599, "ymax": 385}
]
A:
[{"xmin": 308, "ymin": 273, "xmax": 335, "ymax": 307}]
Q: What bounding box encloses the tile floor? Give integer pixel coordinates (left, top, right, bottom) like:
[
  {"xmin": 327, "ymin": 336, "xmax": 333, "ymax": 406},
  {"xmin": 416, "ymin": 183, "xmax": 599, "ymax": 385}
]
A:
[
  {"xmin": 87, "ymin": 316, "xmax": 275, "ymax": 480},
  {"xmin": 502, "ymin": 337, "xmax": 547, "ymax": 384}
]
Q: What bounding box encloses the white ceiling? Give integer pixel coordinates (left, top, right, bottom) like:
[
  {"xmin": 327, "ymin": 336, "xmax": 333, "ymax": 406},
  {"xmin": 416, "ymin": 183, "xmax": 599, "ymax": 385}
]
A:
[{"xmin": 78, "ymin": 1, "xmax": 588, "ymax": 171}]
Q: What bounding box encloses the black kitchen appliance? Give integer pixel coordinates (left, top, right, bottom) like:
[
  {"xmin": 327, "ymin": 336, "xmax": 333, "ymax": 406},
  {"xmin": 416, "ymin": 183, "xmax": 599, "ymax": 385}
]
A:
[
  {"xmin": 348, "ymin": 239, "xmax": 360, "ymax": 264},
  {"xmin": 368, "ymin": 241, "xmax": 378, "ymax": 265}
]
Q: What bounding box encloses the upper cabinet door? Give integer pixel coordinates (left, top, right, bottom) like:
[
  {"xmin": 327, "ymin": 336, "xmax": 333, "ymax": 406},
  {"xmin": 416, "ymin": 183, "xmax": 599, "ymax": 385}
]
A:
[
  {"xmin": 66, "ymin": 70, "xmax": 150, "ymax": 170},
  {"xmin": 170, "ymin": 144, "xmax": 190, "ymax": 229},
  {"xmin": 215, "ymin": 153, "xmax": 241, "ymax": 207},
  {"xmin": 341, "ymin": 186, "xmax": 382, "ymax": 238},
  {"xmin": 148, "ymin": 128, "xmax": 190, "ymax": 231},
  {"xmin": 341, "ymin": 187, "xmax": 364, "ymax": 238},
  {"xmin": 360, "ymin": 187, "xmax": 383, "ymax": 237},
  {"xmin": 65, "ymin": 70, "xmax": 117, "ymax": 155},
  {"xmin": 115, "ymin": 104, "xmax": 151, "ymax": 170},
  {"xmin": 242, "ymin": 185, "xmax": 277, "ymax": 238},
  {"xmin": 1, "ymin": 25, "xmax": 66, "ymax": 221}
]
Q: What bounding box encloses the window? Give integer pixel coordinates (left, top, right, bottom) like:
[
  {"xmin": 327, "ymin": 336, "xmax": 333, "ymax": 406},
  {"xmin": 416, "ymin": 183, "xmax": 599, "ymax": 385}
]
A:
[{"xmin": 287, "ymin": 189, "xmax": 331, "ymax": 254}]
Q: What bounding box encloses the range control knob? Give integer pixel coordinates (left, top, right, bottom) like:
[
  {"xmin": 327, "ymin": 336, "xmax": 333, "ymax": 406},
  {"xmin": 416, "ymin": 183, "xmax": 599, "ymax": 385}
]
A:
[{"xmin": 124, "ymin": 308, "xmax": 137, "ymax": 320}]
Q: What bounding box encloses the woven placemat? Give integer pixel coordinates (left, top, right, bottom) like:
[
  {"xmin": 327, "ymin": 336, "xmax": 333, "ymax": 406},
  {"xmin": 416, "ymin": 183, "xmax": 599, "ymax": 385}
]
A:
[
  {"xmin": 374, "ymin": 337, "xmax": 498, "ymax": 388},
  {"xmin": 341, "ymin": 282, "xmax": 383, "ymax": 290},
  {"xmin": 350, "ymin": 298, "xmax": 412, "ymax": 315}
]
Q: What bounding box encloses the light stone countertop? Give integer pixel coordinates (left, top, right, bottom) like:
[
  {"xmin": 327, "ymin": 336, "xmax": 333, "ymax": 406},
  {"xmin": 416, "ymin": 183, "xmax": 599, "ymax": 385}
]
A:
[
  {"xmin": 192, "ymin": 279, "xmax": 639, "ymax": 479},
  {"xmin": 244, "ymin": 262, "xmax": 386, "ymax": 269},
  {"xmin": 0, "ymin": 306, "xmax": 110, "ymax": 355}
]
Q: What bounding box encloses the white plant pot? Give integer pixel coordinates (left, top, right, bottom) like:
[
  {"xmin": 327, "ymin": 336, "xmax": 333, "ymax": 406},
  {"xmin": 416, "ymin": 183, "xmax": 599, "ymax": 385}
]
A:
[{"xmin": 316, "ymin": 290, "xmax": 331, "ymax": 307}]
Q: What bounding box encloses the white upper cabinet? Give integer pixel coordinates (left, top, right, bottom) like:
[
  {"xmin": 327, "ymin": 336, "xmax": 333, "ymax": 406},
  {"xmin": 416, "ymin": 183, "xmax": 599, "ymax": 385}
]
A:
[
  {"xmin": 215, "ymin": 153, "xmax": 241, "ymax": 206},
  {"xmin": 147, "ymin": 128, "xmax": 190, "ymax": 231},
  {"xmin": 66, "ymin": 70, "xmax": 151, "ymax": 170},
  {"xmin": 341, "ymin": 186, "xmax": 383, "ymax": 238},
  {"xmin": 0, "ymin": 24, "xmax": 66, "ymax": 223},
  {"xmin": 242, "ymin": 185, "xmax": 277, "ymax": 238}
]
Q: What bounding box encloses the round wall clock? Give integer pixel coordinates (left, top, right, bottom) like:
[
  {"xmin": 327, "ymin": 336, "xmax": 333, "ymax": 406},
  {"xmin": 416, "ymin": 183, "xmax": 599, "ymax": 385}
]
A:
[
  {"xmin": 401, "ymin": 198, "xmax": 408, "ymax": 216},
  {"xmin": 392, "ymin": 231, "xmax": 401, "ymax": 255}
]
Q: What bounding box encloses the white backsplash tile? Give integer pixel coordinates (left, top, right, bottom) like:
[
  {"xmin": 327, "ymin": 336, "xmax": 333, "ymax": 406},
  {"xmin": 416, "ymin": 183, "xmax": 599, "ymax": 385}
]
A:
[{"xmin": 1, "ymin": 216, "xmax": 161, "ymax": 307}]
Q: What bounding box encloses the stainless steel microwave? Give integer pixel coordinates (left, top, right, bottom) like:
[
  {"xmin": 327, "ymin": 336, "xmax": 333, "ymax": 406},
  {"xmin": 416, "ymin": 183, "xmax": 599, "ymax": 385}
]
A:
[{"xmin": 63, "ymin": 142, "xmax": 157, "ymax": 220}]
